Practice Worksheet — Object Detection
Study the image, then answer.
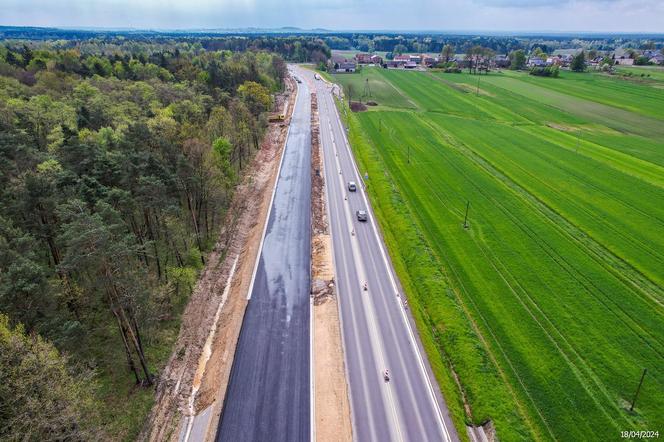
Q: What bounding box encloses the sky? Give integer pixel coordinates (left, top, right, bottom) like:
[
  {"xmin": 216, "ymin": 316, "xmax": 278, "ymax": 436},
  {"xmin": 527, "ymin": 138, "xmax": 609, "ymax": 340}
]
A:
[{"xmin": 1, "ymin": 0, "xmax": 663, "ymax": 33}]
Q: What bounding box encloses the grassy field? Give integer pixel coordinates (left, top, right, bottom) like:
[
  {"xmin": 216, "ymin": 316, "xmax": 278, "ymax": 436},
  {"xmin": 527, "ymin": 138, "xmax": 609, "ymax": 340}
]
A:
[
  {"xmin": 330, "ymin": 67, "xmax": 664, "ymax": 441},
  {"xmin": 614, "ymin": 65, "xmax": 664, "ymax": 81},
  {"xmin": 328, "ymin": 66, "xmax": 417, "ymax": 109}
]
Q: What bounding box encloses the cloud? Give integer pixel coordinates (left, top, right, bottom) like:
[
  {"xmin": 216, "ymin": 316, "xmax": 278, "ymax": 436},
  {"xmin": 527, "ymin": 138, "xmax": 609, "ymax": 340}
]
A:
[
  {"xmin": 472, "ymin": 0, "xmax": 568, "ymax": 7},
  {"xmin": 1, "ymin": 0, "xmax": 663, "ymax": 32},
  {"xmin": 470, "ymin": 0, "xmax": 623, "ymax": 8}
]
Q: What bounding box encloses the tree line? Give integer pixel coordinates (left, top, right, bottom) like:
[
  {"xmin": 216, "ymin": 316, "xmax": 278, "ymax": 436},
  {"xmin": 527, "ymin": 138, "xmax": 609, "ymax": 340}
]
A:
[{"xmin": 0, "ymin": 39, "xmax": 286, "ymax": 438}]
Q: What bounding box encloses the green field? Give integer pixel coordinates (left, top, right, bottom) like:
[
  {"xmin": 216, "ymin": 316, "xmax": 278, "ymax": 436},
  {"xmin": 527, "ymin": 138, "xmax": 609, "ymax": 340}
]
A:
[
  {"xmin": 615, "ymin": 65, "xmax": 664, "ymax": 82},
  {"xmin": 331, "ymin": 67, "xmax": 664, "ymax": 441}
]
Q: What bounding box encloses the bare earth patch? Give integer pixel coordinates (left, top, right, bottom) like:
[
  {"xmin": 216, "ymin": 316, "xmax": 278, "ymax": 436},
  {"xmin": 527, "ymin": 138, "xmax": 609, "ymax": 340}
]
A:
[
  {"xmin": 140, "ymin": 77, "xmax": 297, "ymax": 442},
  {"xmin": 350, "ymin": 101, "xmax": 368, "ymax": 112}
]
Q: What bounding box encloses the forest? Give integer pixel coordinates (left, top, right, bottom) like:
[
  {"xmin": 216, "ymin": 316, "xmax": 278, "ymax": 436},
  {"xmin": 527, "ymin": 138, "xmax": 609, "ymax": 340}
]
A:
[{"xmin": 0, "ymin": 38, "xmax": 292, "ymax": 439}]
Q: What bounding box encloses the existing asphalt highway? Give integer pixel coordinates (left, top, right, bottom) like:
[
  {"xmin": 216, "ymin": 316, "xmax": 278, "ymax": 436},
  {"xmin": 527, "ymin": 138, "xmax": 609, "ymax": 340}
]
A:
[
  {"xmin": 295, "ymin": 65, "xmax": 460, "ymax": 442},
  {"xmin": 216, "ymin": 74, "xmax": 311, "ymax": 442}
]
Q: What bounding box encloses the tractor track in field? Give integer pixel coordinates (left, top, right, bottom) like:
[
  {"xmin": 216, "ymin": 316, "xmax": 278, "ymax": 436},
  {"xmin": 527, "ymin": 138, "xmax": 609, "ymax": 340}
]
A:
[
  {"xmin": 467, "ymin": 126, "xmax": 664, "ymax": 286},
  {"xmin": 421, "ymin": 118, "xmax": 664, "ymax": 310},
  {"xmin": 410, "ymin": 135, "xmax": 633, "ymax": 430},
  {"xmin": 378, "ymin": 114, "xmax": 664, "ymax": 434},
  {"xmin": 509, "ymin": 125, "xmax": 664, "ymax": 243},
  {"xmin": 341, "ymin": 68, "xmax": 664, "ymax": 441},
  {"xmin": 422, "ymin": 119, "xmax": 664, "ymax": 353},
  {"xmin": 409, "ymin": 142, "xmax": 640, "ymax": 434}
]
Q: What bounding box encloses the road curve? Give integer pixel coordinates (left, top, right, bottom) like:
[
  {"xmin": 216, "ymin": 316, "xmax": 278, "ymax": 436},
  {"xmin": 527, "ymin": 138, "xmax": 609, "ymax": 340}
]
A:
[
  {"xmin": 216, "ymin": 76, "xmax": 311, "ymax": 442},
  {"xmin": 296, "ymin": 65, "xmax": 460, "ymax": 442}
]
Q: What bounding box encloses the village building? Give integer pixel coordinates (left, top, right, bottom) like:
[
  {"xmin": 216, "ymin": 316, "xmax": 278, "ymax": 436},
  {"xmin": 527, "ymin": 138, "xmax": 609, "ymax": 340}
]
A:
[
  {"xmin": 422, "ymin": 55, "xmax": 438, "ymax": 67},
  {"xmin": 527, "ymin": 57, "xmax": 546, "ymax": 67},
  {"xmin": 355, "ymin": 53, "xmax": 373, "ymax": 64},
  {"xmin": 494, "ymin": 54, "xmax": 510, "ymax": 68},
  {"xmin": 649, "ymin": 54, "xmax": 664, "ymax": 65},
  {"xmin": 370, "ymin": 54, "xmax": 383, "ymax": 65},
  {"xmin": 408, "ymin": 54, "xmax": 422, "ymax": 64},
  {"xmin": 614, "ymin": 56, "xmax": 634, "ymax": 66}
]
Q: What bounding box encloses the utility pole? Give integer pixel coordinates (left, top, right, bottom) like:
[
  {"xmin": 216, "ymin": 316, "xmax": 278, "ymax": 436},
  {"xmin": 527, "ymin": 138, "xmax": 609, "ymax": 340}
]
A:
[
  {"xmin": 476, "ymin": 74, "xmax": 481, "ymax": 96},
  {"xmin": 630, "ymin": 368, "xmax": 647, "ymax": 412},
  {"xmin": 463, "ymin": 201, "xmax": 470, "ymax": 229},
  {"xmin": 576, "ymin": 131, "xmax": 581, "ymax": 154}
]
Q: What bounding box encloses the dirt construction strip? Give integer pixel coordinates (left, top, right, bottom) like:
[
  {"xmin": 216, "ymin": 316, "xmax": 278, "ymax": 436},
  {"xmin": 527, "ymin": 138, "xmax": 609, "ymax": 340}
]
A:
[
  {"xmin": 140, "ymin": 76, "xmax": 297, "ymax": 442},
  {"xmin": 310, "ymin": 90, "xmax": 353, "ymax": 442}
]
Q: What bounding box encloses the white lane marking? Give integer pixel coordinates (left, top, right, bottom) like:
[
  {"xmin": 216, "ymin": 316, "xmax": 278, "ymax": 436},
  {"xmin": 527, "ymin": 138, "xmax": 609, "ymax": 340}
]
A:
[
  {"xmin": 246, "ymin": 77, "xmax": 301, "ymax": 300},
  {"xmin": 313, "ymin": 76, "xmax": 387, "ymax": 441},
  {"xmin": 310, "ymin": 294, "xmax": 315, "ymax": 442},
  {"xmin": 311, "ymin": 79, "xmax": 367, "ymax": 441},
  {"xmin": 328, "ymin": 98, "xmax": 404, "ymax": 442},
  {"xmin": 328, "ymin": 90, "xmax": 453, "ymax": 442},
  {"xmin": 359, "ymin": 229, "xmax": 429, "ymax": 438}
]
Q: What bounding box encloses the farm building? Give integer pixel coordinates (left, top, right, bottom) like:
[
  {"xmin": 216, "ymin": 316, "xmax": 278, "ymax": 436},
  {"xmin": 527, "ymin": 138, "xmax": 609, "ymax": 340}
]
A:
[
  {"xmin": 355, "ymin": 53, "xmax": 373, "ymax": 64},
  {"xmin": 614, "ymin": 57, "xmax": 634, "ymax": 65},
  {"xmin": 494, "ymin": 54, "xmax": 510, "ymax": 68},
  {"xmin": 336, "ymin": 61, "xmax": 357, "ymax": 72},
  {"xmin": 370, "ymin": 54, "xmax": 383, "ymax": 65},
  {"xmin": 649, "ymin": 54, "xmax": 664, "ymax": 64},
  {"xmin": 527, "ymin": 57, "xmax": 546, "ymax": 67}
]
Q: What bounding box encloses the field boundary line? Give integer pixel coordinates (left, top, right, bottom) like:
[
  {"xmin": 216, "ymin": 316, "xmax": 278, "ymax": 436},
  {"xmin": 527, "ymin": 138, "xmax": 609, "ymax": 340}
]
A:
[{"xmin": 375, "ymin": 69, "xmax": 423, "ymax": 111}]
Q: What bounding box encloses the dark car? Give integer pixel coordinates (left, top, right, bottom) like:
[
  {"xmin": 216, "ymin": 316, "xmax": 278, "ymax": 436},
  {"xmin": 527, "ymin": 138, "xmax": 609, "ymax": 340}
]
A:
[{"xmin": 356, "ymin": 210, "xmax": 368, "ymax": 222}]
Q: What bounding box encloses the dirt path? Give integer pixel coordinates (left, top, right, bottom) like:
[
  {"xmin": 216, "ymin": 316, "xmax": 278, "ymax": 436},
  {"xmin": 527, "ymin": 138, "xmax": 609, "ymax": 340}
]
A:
[
  {"xmin": 310, "ymin": 91, "xmax": 353, "ymax": 442},
  {"xmin": 140, "ymin": 77, "xmax": 297, "ymax": 442}
]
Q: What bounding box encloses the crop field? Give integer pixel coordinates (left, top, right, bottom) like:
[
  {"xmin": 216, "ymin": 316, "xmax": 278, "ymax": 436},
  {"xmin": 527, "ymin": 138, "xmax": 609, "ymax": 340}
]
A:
[
  {"xmin": 614, "ymin": 65, "xmax": 664, "ymax": 82},
  {"xmin": 328, "ymin": 66, "xmax": 417, "ymax": 109},
  {"xmin": 332, "ymin": 67, "xmax": 664, "ymax": 441}
]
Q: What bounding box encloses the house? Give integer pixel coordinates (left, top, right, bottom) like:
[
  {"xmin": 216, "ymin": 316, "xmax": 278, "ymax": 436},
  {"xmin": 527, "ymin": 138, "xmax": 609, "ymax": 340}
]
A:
[
  {"xmin": 614, "ymin": 56, "xmax": 634, "ymax": 66},
  {"xmin": 370, "ymin": 54, "xmax": 383, "ymax": 65},
  {"xmin": 555, "ymin": 54, "xmax": 573, "ymax": 66},
  {"xmin": 422, "ymin": 55, "xmax": 438, "ymax": 67},
  {"xmin": 527, "ymin": 57, "xmax": 546, "ymax": 67},
  {"xmin": 355, "ymin": 53, "xmax": 372, "ymax": 64},
  {"xmin": 385, "ymin": 60, "xmax": 404, "ymax": 68},
  {"xmin": 408, "ymin": 54, "xmax": 422, "ymax": 64},
  {"xmin": 642, "ymin": 50, "xmax": 657, "ymax": 59},
  {"xmin": 546, "ymin": 56, "xmax": 564, "ymax": 66},
  {"xmin": 649, "ymin": 54, "xmax": 664, "ymax": 65},
  {"xmin": 494, "ymin": 54, "xmax": 510, "ymax": 68},
  {"xmin": 337, "ymin": 61, "xmax": 356, "ymax": 72}
]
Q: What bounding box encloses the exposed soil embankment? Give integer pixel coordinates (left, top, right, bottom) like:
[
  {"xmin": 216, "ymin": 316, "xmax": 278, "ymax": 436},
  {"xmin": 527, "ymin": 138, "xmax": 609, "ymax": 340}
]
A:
[
  {"xmin": 140, "ymin": 76, "xmax": 297, "ymax": 442},
  {"xmin": 310, "ymin": 91, "xmax": 353, "ymax": 442}
]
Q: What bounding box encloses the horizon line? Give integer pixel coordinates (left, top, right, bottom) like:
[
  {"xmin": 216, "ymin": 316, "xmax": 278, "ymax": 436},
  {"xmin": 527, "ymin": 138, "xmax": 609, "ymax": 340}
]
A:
[{"xmin": 1, "ymin": 24, "xmax": 664, "ymax": 37}]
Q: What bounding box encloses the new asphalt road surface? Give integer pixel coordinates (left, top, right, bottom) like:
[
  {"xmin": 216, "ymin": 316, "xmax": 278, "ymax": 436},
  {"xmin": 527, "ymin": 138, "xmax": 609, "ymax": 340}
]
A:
[
  {"xmin": 296, "ymin": 66, "xmax": 460, "ymax": 442},
  {"xmin": 216, "ymin": 75, "xmax": 311, "ymax": 442}
]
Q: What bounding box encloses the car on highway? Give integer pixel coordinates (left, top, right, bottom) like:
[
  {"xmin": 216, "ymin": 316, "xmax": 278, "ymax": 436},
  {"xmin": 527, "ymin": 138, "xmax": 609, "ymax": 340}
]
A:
[
  {"xmin": 348, "ymin": 181, "xmax": 357, "ymax": 192},
  {"xmin": 356, "ymin": 210, "xmax": 368, "ymax": 222}
]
